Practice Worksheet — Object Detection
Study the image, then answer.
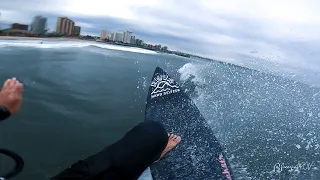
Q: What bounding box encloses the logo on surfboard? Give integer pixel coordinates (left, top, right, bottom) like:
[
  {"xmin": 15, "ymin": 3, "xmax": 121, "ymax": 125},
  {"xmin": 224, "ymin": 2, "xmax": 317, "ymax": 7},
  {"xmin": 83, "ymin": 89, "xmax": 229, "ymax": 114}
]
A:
[{"xmin": 151, "ymin": 74, "xmax": 180, "ymax": 99}]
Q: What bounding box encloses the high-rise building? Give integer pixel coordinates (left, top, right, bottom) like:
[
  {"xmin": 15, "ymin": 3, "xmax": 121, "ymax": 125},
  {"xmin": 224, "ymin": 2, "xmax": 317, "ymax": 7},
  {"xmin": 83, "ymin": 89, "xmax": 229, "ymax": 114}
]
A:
[
  {"xmin": 123, "ymin": 30, "xmax": 132, "ymax": 44},
  {"xmin": 130, "ymin": 36, "xmax": 136, "ymax": 44},
  {"xmin": 116, "ymin": 33, "xmax": 124, "ymax": 42},
  {"xmin": 111, "ymin": 32, "xmax": 123, "ymax": 42},
  {"xmin": 111, "ymin": 33, "xmax": 116, "ymax": 41},
  {"xmin": 56, "ymin": 17, "xmax": 75, "ymax": 36},
  {"xmin": 101, "ymin": 30, "xmax": 108, "ymax": 39},
  {"xmin": 111, "ymin": 32, "xmax": 124, "ymax": 42},
  {"xmin": 31, "ymin": 16, "xmax": 47, "ymax": 35},
  {"xmin": 11, "ymin": 23, "xmax": 28, "ymax": 30},
  {"xmin": 72, "ymin": 26, "xmax": 81, "ymax": 36}
]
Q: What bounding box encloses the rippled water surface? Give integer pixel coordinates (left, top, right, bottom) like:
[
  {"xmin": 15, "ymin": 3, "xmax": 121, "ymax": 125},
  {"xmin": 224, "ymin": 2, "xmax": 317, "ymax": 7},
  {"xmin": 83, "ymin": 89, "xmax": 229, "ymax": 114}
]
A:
[{"xmin": 0, "ymin": 40, "xmax": 319, "ymax": 179}]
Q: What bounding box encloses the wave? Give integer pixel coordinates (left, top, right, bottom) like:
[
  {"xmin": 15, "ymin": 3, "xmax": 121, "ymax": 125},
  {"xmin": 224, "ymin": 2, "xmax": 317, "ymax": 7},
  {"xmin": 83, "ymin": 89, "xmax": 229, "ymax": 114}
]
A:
[
  {"xmin": 0, "ymin": 39, "xmax": 157, "ymax": 54},
  {"xmin": 177, "ymin": 62, "xmax": 320, "ymax": 179},
  {"xmin": 178, "ymin": 63, "xmax": 206, "ymax": 84}
]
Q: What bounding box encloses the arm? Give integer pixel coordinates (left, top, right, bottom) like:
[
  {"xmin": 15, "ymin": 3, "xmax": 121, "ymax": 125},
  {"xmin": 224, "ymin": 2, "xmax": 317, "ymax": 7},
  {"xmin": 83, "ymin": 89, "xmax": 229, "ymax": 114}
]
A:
[
  {"xmin": 0, "ymin": 77, "xmax": 23, "ymax": 121},
  {"xmin": 0, "ymin": 78, "xmax": 24, "ymax": 179}
]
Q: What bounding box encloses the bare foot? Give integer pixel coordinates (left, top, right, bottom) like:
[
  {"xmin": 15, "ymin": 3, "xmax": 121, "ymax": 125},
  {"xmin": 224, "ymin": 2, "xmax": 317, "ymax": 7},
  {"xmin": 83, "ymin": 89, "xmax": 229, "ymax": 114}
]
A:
[{"xmin": 159, "ymin": 134, "xmax": 181, "ymax": 159}]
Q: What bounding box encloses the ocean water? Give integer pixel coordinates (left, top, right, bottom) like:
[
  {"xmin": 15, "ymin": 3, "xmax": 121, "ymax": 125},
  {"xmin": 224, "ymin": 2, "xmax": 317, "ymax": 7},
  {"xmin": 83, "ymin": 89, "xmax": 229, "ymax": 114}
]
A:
[{"xmin": 0, "ymin": 39, "xmax": 319, "ymax": 180}]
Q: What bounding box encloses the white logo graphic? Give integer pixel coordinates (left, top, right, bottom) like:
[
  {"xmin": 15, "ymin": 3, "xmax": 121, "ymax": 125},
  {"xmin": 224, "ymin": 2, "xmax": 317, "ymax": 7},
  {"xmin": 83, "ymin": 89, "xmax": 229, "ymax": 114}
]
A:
[{"xmin": 151, "ymin": 74, "xmax": 180, "ymax": 99}]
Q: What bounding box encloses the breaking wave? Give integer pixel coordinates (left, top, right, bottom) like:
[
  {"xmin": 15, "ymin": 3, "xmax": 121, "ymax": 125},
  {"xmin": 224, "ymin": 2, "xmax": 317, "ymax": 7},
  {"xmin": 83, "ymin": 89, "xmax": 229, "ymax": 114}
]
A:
[
  {"xmin": 0, "ymin": 39, "xmax": 157, "ymax": 54},
  {"xmin": 177, "ymin": 62, "xmax": 320, "ymax": 179}
]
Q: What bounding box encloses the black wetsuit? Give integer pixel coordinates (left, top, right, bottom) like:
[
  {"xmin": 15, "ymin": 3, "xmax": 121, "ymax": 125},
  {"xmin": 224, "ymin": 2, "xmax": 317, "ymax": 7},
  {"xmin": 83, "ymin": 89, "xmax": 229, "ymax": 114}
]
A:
[
  {"xmin": 0, "ymin": 106, "xmax": 24, "ymax": 180},
  {"xmin": 0, "ymin": 105, "xmax": 11, "ymax": 121},
  {"xmin": 0, "ymin": 106, "xmax": 168, "ymax": 179},
  {"xmin": 51, "ymin": 121, "xmax": 168, "ymax": 180}
]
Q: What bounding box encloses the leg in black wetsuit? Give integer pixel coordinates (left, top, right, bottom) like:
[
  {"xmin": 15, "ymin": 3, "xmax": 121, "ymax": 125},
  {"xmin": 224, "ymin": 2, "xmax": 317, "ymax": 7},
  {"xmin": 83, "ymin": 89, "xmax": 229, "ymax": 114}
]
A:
[{"xmin": 51, "ymin": 121, "xmax": 168, "ymax": 180}]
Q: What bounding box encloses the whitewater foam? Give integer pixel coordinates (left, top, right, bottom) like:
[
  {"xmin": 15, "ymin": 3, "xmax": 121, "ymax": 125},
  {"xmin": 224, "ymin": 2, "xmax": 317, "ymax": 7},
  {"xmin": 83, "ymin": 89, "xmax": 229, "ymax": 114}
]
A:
[
  {"xmin": 178, "ymin": 63, "xmax": 207, "ymax": 84},
  {"xmin": 0, "ymin": 39, "xmax": 157, "ymax": 54},
  {"xmin": 177, "ymin": 61, "xmax": 320, "ymax": 179}
]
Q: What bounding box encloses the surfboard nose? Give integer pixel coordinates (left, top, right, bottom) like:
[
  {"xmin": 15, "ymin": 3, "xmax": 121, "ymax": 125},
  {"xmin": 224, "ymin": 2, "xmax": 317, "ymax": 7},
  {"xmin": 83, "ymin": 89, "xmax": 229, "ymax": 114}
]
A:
[
  {"xmin": 145, "ymin": 67, "xmax": 233, "ymax": 180},
  {"xmin": 154, "ymin": 67, "xmax": 164, "ymax": 74}
]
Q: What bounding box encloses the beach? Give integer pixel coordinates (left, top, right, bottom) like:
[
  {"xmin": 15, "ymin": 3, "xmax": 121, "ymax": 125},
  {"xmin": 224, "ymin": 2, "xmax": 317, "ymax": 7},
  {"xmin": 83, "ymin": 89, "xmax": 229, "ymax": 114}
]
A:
[{"xmin": 0, "ymin": 36, "xmax": 82, "ymax": 41}]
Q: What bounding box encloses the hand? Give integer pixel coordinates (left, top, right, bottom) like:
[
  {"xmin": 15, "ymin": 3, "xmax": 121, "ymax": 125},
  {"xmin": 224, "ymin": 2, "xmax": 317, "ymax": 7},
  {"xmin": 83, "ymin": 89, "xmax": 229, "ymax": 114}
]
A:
[{"xmin": 0, "ymin": 78, "xmax": 24, "ymax": 114}]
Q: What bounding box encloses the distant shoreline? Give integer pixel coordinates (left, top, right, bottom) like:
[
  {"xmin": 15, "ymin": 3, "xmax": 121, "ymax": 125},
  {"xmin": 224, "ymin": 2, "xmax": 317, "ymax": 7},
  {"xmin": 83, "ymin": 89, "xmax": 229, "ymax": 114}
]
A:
[
  {"xmin": 0, "ymin": 36, "xmax": 212, "ymax": 60},
  {"xmin": 0, "ymin": 36, "xmax": 81, "ymax": 41}
]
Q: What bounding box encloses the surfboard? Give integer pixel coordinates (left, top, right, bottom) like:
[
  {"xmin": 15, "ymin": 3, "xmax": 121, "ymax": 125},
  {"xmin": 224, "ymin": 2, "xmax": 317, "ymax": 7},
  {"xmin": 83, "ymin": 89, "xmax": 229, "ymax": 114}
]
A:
[{"xmin": 145, "ymin": 67, "xmax": 233, "ymax": 180}]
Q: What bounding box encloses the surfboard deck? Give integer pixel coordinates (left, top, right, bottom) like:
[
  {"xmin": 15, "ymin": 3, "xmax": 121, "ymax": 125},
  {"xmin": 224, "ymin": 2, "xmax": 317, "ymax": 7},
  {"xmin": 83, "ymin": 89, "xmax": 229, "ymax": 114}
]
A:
[{"xmin": 145, "ymin": 67, "xmax": 233, "ymax": 180}]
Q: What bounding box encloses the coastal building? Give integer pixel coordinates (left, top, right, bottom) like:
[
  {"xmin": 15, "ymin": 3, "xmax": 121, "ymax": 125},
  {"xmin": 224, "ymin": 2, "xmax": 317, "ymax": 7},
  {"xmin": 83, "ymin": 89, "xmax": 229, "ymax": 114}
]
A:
[
  {"xmin": 116, "ymin": 32, "xmax": 124, "ymax": 42},
  {"xmin": 1, "ymin": 28, "xmax": 30, "ymax": 36},
  {"xmin": 72, "ymin": 26, "xmax": 81, "ymax": 36},
  {"xmin": 155, "ymin": 44, "xmax": 162, "ymax": 51},
  {"xmin": 31, "ymin": 16, "xmax": 47, "ymax": 35},
  {"xmin": 135, "ymin": 39, "xmax": 143, "ymax": 46},
  {"xmin": 56, "ymin": 17, "xmax": 75, "ymax": 36},
  {"xmin": 111, "ymin": 32, "xmax": 124, "ymax": 42},
  {"xmin": 130, "ymin": 36, "xmax": 136, "ymax": 44},
  {"xmin": 111, "ymin": 33, "xmax": 115, "ymax": 41},
  {"xmin": 101, "ymin": 30, "xmax": 108, "ymax": 39},
  {"xmin": 123, "ymin": 30, "xmax": 132, "ymax": 44},
  {"xmin": 11, "ymin": 23, "xmax": 28, "ymax": 30}
]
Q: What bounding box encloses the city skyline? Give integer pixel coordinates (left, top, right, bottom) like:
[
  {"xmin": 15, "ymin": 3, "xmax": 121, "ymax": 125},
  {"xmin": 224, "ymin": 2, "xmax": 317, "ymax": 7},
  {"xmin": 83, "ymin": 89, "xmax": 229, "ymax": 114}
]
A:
[
  {"xmin": 0, "ymin": 9, "xmax": 177, "ymax": 52},
  {"xmin": 0, "ymin": 14, "xmax": 172, "ymax": 53},
  {"xmin": 0, "ymin": 14, "xmax": 166, "ymax": 47}
]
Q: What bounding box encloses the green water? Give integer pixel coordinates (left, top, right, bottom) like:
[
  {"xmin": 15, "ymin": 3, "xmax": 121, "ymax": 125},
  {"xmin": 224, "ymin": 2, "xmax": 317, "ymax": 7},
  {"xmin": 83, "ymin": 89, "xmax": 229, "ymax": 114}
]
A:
[{"xmin": 0, "ymin": 43, "xmax": 188, "ymax": 179}]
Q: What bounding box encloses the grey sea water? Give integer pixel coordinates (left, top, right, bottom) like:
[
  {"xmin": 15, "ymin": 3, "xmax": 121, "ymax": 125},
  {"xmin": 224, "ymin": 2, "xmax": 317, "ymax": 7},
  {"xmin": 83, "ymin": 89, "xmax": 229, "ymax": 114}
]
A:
[{"xmin": 0, "ymin": 39, "xmax": 319, "ymax": 180}]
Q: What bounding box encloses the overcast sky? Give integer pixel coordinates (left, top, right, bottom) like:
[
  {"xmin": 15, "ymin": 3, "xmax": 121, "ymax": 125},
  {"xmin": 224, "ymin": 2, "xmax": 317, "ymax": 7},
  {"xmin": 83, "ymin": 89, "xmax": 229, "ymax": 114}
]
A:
[{"xmin": 1, "ymin": 0, "xmax": 320, "ymax": 73}]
